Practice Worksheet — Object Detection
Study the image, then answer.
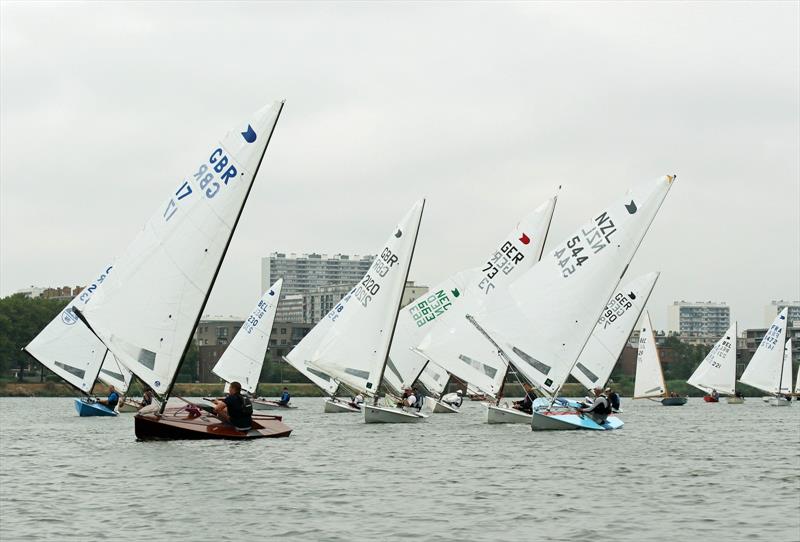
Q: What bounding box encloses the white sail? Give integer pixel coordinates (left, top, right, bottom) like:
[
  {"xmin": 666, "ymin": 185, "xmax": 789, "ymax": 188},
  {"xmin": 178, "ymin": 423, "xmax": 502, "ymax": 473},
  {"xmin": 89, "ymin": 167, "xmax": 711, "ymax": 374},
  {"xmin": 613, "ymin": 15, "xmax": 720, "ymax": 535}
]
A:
[
  {"xmin": 416, "ymin": 361, "xmax": 451, "ymax": 396},
  {"xmin": 686, "ymin": 322, "xmax": 737, "ymax": 396},
  {"xmin": 385, "ymin": 197, "xmax": 557, "ymax": 396},
  {"xmin": 97, "ymin": 353, "xmax": 134, "ymax": 394},
  {"xmin": 780, "ymin": 339, "xmax": 792, "ymax": 394},
  {"xmin": 81, "ymin": 101, "xmax": 285, "ymax": 396},
  {"xmin": 571, "ymin": 272, "xmax": 660, "ymax": 390},
  {"xmin": 633, "ymin": 310, "xmax": 666, "ymax": 399},
  {"xmin": 795, "ymin": 342, "xmax": 800, "ymax": 395},
  {"xmin": 740, "ymin": 308, "xmax": 789, "ymax": 395},
  {"xmin": 423, "ymin": 175, "xmax": 674, "ymax": 396},
  {"xmin": 291, "ymin": 200, "xmax": 425, "ymax": 396},
  {"xmin": 211, "ymin": 279, "xmax": 283, "ymax": 394},
  {"xmin": 23, "ymin": 265, "xmax": 115, "ymax": 393}
]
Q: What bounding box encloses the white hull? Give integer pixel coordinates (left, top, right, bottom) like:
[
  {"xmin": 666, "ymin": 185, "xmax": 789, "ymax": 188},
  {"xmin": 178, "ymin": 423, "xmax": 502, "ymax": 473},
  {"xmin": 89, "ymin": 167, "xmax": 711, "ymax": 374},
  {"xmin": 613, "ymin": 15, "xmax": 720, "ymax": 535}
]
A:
[
  {"xmin": 761, "ymin": 396, "xmax": 772, "ymax": 403},
  {"xmin": 768, "ymin": 396, "xmax": 792, "ymax": 407},
  {"xmin": 323, "ymin": 399, "xmax": 361, "ymax": 413},
  {"xmin": 252, "ymin": 398, "xmax": 297, "ymax": 411},
  {"xmin": 431, "ymin": 399, "xmax": 460, "ymax": 414},
  {"xmin": 363, "ymin": 404, "xmax": 427, "ymax": 423},
  {"xmin": 486, "ymin": 404, "xmax": 532, "ymax": 424},
  {"xmin": 726, "ymin": 396, "xmax": 745, "ymax": 404}
]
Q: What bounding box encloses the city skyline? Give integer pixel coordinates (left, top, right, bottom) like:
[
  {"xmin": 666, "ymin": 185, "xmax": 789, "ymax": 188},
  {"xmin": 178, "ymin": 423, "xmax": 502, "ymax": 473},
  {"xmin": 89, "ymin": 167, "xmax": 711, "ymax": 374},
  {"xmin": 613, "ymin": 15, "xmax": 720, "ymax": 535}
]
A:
[{"xmin": 1, "ymin": 3, "xmax": 798, "ymax": 332}]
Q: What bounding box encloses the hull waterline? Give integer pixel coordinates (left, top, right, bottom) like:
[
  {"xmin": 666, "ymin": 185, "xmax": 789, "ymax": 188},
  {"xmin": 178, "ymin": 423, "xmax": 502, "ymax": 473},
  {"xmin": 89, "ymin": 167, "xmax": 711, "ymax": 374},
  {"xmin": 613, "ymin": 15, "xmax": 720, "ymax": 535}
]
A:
[
  {"xmin": 531, "ymin": 410, "xmax": 623, "ymax": 431},
  {"xmin": 431, "ymin": 399, "xmax": 460, "ymax": 414},
  {"xmin": 75, "ymin": 398, "xmax": 117, "ymax": 417},
  {"xmin": 363, "ymin": 404, "xmax": 427, "ymax": 423},
  {"xmin": 252, "ymin": 398, "xmax": 298, "ymax": 411},
  {"xmin": 486, "ymin": 404, "xmax": 532, "ymax": 424},
  {"xmin": 323, "ymin": 399, "xmax": 361, "ymax": 413},
  {"xmin": 134, "ymin": 405, "xmax": 292, "ymax": 440},
  {"xmin": 661, "ymin": 397, "xmax": 688, "ymax": 406}
]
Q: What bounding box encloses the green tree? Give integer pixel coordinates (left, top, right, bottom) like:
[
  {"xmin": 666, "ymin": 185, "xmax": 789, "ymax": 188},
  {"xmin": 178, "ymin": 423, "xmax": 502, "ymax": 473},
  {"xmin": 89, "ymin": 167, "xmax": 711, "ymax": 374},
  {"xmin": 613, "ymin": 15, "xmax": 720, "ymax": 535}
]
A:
[{"xmin": 0, "ymin": 294, "xmax": 69, "ymax": 380}]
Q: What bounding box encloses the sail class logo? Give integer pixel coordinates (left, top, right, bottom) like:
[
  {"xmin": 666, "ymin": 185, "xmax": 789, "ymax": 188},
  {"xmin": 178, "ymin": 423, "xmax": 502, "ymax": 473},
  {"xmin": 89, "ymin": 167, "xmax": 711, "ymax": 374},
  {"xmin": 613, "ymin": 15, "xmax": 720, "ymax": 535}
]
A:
[
  {"xmin": 451, "ymin": 288, "xmax": 460, "ymax": 298},
  {"xmin": 394, "ymin": 229, "xmax": 402, "ymax": 238},
  {"xmin": 241, "ymin": 125, "xmax": 257, "ymax": 143},
  {"xmin": 268, "ymin": 290, "xmax": 275, "ymax": 296},
  {"xmin": 519, "ymin": 233, "xmax": 530, "ymax": 245},
  {"xmin": 628, "ymin": 292, "xmax": 637, "ymax": 300},
  {"xmin": 625, "ymin": 200, "xmax": 638, "ymax": 214},
  {"xmin": 61, "ymin": 308, "xmax": 78, "ymax": 325}
]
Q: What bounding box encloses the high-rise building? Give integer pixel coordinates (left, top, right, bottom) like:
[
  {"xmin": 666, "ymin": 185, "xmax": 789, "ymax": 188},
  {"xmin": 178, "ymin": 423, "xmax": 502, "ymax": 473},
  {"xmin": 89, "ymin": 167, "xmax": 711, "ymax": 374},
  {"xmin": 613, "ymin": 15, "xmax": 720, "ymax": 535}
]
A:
[
  {"xmin": 261, "ymin": 253, "xmax": 375, "ymax": 295},
  {"xmin": 765, "ymin": 300, "xmax": 800, "ymax": 327},
  {"xmin": 668, "ymin": 301, "xmax": 731, "ymax": 344}
]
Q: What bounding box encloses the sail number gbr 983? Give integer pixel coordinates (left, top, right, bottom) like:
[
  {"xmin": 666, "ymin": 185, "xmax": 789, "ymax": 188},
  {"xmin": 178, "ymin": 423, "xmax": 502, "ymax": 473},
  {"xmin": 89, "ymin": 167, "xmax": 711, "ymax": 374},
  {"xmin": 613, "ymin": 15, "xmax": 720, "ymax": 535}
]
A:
[
  {"xmin": 163, "ymin": 148, "xmax": 241, "ymax": 222},
  {"xmin": 353, "ymin": 247, "xmax": 399, "ymax": 308}
]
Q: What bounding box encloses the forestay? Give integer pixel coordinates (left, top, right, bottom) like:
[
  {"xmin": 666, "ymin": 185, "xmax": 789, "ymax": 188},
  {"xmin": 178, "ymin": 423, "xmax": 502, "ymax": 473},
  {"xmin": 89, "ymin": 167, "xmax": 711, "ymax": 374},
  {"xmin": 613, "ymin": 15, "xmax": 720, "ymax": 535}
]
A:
[
  {"xmin": 430, "ymin": 176, "xmax": 674, "ymax": 396},
  {"xmin": 686, "ymin": 323, "xmax": 737, "ymax": 396},
  {"xmin": 571, "ymin": 272, "xmax": 660, "ymax": 390},
  {"xmin": 212, "ymin": 279, "xmax": 283, "ymax": 394},
  {"xmin": 633, "ymin": 310, "xmax": 666, "ymax": 399},
  {"xmin": 410, "ymin": 197, "xmax": 557, "ymax": 397},
  {"xmin": 294, "ymin": 200, "xmax": 425, "ymax": 397},
  {"xmin": 740, "ymin": 308, "xmax": 788, "ymax": 395},
  {"xmin": 24, "ymin": 265, "xmax": 115, "ymax": 394},
  {"xmin": 81, "ymin": 102, "xmax": 284, "ymax": 396}
]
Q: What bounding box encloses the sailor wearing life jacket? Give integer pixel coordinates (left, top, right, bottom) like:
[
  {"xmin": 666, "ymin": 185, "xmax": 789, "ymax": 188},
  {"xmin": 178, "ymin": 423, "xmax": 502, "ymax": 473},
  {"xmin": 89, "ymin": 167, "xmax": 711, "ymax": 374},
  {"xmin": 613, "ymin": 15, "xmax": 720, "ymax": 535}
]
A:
[{"xmin": 578, "ymin": 387, "xmax": 611, "ymax": 424}]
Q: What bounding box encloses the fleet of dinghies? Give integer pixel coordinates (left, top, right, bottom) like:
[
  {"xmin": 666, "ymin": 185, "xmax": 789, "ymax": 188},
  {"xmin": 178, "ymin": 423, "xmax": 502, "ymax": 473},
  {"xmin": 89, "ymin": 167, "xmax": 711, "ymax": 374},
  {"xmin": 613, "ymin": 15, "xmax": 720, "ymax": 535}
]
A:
[{"xmin": 23, "ymin": 100, "xmax": 797, "ymax": 440}]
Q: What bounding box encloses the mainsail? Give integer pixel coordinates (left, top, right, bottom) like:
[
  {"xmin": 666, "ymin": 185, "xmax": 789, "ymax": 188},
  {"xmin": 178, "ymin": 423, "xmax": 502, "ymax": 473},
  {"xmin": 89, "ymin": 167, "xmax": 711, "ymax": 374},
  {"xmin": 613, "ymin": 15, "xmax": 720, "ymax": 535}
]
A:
[
  {"xmin": 387, "ymin": 197, "xmax": 557, "ymax": 396},
  {"xmin": 80, "ymin": 101, "xmax": 285, "ymax": 397},
  {"xmin": 740, "ymin": 308, "xmax": 789, "ymax": 395},
  {"xmin": 288, "ymin": 200, "xmax": 425, "ymax": 397},
  {"xmin": 24, "ymin": 265, "xmax": 116, "ymax": 394},
  {"xmin": 422, "ymin": 175, "xmax": 674, "ymax": 397},
  {"xmin": 571, "ymin": 272, "xmax": 660, "ymax": 390},
  {"xmin": 211, "ymin": 279, "xmax": 283, "ymax": 394},
  {"xmin": 97, "ymin": 353, "xmax": 134, "ymax": 394},
  {"xmin": 633, "ymin": 310, "xmax": 666, "ymax": 399},
  {"xmin": 686, "ymin": 322, "xmax": 738, "ymax": 396},
  {"xmin": 780, "ymin": 339, "xmax": 793, "ymax": 395}
]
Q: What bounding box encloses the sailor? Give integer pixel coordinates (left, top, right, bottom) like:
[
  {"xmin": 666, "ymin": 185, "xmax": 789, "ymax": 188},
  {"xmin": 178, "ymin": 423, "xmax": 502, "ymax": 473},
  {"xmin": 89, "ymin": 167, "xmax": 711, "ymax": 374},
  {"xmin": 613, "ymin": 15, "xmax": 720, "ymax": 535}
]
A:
[
  {"xmin": 141, "ymin": 389, "xmax": 154, "ymax": 407},
  {"xmin": 411, "ymin": 387, "xmax": 424, "ymax": 409},
  {"xmin": 442, "ymin": 390, "xmax": 464, "ymax": 408},
  {"xmin": 512, "ymin": 383, "xmax": 537, "ymax": 414},
  {"xmin": 349, "ymin": 392, "xmax": 364, "ymax": 409},
  {"xmin": 606, "ymin": 388, "xmax": 621, "ymax": 412},
  {"xmin": 213, "ymin": 381, "xmax": 252, "ymax": 431},
  {"xmin": 578, "ymin": 387, "xmax": 611, "ymax": 424},
  {"xmin": 277, "ymin": 386, "xmax": 291, "ymax": 407},
  {"xmin": 97, "ymin": 385, "xmax": 120, "ymax": 411},
  {"xmin": 711, "ymin": 389, "xmax": 720, "ymax": 400}
]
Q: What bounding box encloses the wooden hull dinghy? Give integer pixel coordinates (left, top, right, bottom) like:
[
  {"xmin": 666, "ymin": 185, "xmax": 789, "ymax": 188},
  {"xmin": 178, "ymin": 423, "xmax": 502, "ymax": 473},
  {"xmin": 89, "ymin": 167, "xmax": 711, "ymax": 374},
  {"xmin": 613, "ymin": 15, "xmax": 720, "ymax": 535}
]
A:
[
  {"xmin": 486, "ymin": 404, "xmax": 531, "ymax": 424},
  {"xmin": 323, "ymin": 398, "xmax": 361, "ymax": 413},
  {"xmin": 363, "ymin": 404, "xmax": 427, "ymax": 423},
  {"xmin": 661, "ymin": 397, "xmax": 688, "ymax": 406},
  {"xmin": 703, "ymin": 395, "xmax": 720, "ymax": 403},
  {"xmin": 252, "ymin": 398, "xmax": 298, "ymax": 411},
  {"xmin": 74, "ymin": 398, "xmax": 118, "ymax": 417},
  {"xmin": 431, "ymin": 399, "xmax": 460, "ymax": 414},
  {"xmin": 134, "ymin": 404, "xmax": 291, "ymax": 440}
]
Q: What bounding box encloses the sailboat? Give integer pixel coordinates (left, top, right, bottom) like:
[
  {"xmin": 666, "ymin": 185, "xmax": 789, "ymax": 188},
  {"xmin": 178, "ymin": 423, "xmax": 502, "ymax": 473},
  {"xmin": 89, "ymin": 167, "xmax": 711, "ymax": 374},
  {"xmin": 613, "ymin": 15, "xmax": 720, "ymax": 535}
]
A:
[
  {"xmin": 633, "ymin": 310, "xmax": 687, "ymax": 406},
  {"xmin": 24, "ymin": 265, "xmax": 134, "ymax": 416},
  {"xmin": 286, "ymin": 200, "xmax": 426, "ymax": 422},
  {"xmin": 78, "ymin": 100, "xmax": 292, "ymax": 439},
  {"xmin": 210, "ymin": 279, "xmax": 288, "ymax": 410},
  {"xmin": 795, "ymin": 347, "xmax": 800, "ymax": 401},
  {"xmin": 388, "ymin": 197, "xmax": 557, "ymax": 414},
  {"xmin": 418, "ymin": 175, "xmax": 675, "ymax": 430},
  {"xmin": 740, "ymin": 308, "xmax": 791, "ymax": 407},
  {"xmin": 570, "ymin": 272, "xmax": 660, "ymax": 394},
  {"xmin": 686, "ymin": 323, "xmax": 739, "ymax": 404}
]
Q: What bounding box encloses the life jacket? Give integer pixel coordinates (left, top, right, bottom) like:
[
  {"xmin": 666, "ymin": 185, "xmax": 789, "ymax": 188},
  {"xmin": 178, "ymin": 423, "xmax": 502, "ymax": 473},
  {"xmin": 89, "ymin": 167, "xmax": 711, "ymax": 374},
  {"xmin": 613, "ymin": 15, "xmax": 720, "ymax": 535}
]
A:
[
  {"xmin": 413, "ymin": 393, "xmax": 424, "ymax": 410},
  {"xmin": 593, "ymin": 394, "xmax": 611, "ymax": 415},
  {"xmin": 241, "ymin": 395, "xmax": 253, "ymax": 416}
]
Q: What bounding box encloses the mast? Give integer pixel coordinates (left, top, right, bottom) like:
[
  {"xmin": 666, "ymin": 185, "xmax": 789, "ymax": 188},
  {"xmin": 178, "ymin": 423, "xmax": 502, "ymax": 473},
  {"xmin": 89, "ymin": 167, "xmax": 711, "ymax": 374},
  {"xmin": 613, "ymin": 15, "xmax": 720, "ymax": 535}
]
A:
[
  {"xmin": 159, "ymin": 101, "xmax": 285, "ymax": 413},
  {"xmin": 372, "ymin": 199, "xmax": 425, "ymax": 404}
]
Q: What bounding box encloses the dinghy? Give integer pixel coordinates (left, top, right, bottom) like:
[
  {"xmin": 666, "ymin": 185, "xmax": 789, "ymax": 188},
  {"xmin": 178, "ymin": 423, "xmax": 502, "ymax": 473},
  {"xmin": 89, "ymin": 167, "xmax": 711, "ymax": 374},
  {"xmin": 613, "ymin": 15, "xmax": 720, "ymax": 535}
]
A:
[
  {"xmin": 410, "ymin": 198, "xmax": 559, "ymax": 422},
  {"xmin": 286, "ymin": 201, "xmax": 427, "ymax": 423},
  {"xmin": 740, "ymin": 309, "xmax": 792, "ymax": 407},
  {"xmin": 634, "ymin": 311, "xmax": 687, "ymax": 406},
  {"xmin": 210, "ymin": 279, "xmax": 293, "ymax": 412},
  {"xmin": 24, "ymin": 266, "xmax": 137, "ymax": 415},
  {"xmin": 686, "ymin": 323, "xmax": 741, "ymax": 404},
  {"xmin": 78, "ymin": 101, "xmax": 292, "ymax": 439}
]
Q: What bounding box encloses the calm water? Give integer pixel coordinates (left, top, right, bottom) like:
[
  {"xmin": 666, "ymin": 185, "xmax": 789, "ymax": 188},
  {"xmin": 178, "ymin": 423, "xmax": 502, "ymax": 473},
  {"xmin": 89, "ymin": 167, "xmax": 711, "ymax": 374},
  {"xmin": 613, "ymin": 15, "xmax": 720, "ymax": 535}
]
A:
[{"xmin": 1, "ymin": 397, "xmax": 798, "ymax": 541}]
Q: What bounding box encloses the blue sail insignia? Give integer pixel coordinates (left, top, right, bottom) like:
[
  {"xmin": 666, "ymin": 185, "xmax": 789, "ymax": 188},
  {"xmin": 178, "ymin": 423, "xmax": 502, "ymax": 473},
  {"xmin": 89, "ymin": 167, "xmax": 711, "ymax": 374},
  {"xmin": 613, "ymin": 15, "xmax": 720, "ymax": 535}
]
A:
[{"xmin": 241, "ymin": 125, "xmax": 257, "ymax": 143}]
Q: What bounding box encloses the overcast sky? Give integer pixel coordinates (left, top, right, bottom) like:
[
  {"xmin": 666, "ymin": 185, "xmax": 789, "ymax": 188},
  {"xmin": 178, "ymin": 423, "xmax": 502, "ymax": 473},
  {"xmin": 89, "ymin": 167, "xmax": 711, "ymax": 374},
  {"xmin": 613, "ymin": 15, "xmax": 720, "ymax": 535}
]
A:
[{"xmin": 1, "ymin": 1, "xmax": 798, "ymax": 331}]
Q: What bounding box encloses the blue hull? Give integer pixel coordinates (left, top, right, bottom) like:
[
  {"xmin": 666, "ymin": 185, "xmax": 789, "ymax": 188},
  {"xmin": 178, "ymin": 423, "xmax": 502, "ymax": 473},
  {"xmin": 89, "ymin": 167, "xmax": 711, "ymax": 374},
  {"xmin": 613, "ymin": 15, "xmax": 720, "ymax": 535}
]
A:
[
  {"xmin": 532, "ymin": 410, "xmax": 623, "ymax": 431},
  {"xmin": 74, "ymin": 399, "xmax": 117, "ymax": 417}
]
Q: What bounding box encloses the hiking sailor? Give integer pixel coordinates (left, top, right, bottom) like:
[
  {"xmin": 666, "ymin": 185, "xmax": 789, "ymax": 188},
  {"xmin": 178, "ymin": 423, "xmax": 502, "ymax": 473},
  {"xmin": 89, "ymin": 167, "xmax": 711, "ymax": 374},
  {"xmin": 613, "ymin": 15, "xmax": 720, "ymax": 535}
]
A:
[
  {"xmin": 213, "ymin": 381, "xmax": 253, "ymax": 431},
  {"xmin": 578, "ymin": 387, "xmax": 611, "ymax": 424}
]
